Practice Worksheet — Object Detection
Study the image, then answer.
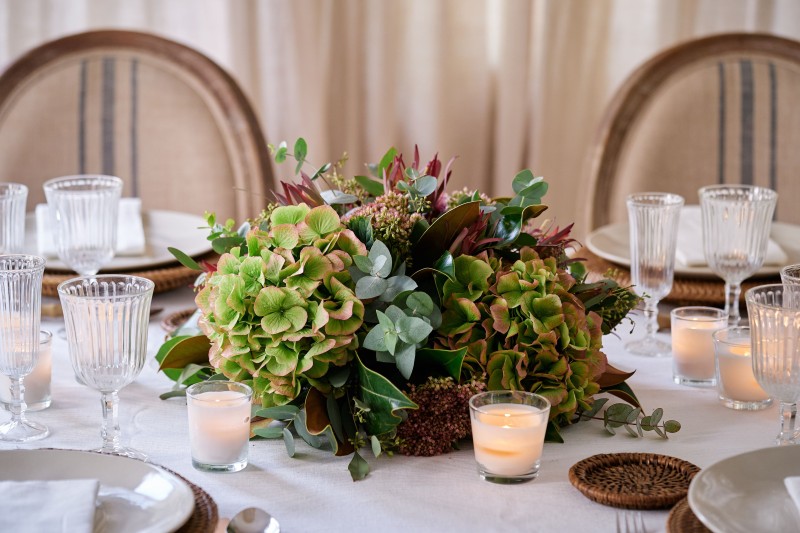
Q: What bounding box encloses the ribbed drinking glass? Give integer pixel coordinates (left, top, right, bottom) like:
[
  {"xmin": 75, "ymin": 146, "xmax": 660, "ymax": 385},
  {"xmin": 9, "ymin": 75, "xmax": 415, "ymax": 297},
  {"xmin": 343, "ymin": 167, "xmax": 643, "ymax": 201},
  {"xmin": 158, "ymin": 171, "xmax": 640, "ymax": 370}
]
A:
[
  {"xmin": 625, "ymin": 192, "xmax": 684, "ymax": 356},
  {"xmin": 58, "ymin": 275, "xmax": 154, "ymax": 459},
  {"xmin": 746, "ymin": 284, "xmax": 800, "ymax": 446},
  {"xmin": 700, "ymin": 185, "xmax": 777, "ymax": 325},
  {"xmin": 0, "ymin": 254, "xmax": 47, "ymax": 441},
  {"xmin": 44, "ymin": 175, "xmax": 122, "ymax": 276},
  {"xmin": 0, "ymin": 183, "xmax": 28, "ymax": 253}
]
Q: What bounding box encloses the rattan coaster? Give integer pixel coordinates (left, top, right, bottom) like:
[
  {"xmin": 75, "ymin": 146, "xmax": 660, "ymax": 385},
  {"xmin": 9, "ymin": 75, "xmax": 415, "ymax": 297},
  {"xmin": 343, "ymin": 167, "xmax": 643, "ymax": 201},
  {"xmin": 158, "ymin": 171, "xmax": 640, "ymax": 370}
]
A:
[
  {"xmin": 568, "ymin": 453, "xmax": 700, "ymax": 509},
  {"xmin": 582, "ymin": 250, "xmax": 777, "ymax": 307},
  {"xmin": 162, "ymin": 308, "xmax": 197, "ymax": 334},
  {"xmin": 667, "ymin": 497, "xmax": 711, "ymax": 533}
]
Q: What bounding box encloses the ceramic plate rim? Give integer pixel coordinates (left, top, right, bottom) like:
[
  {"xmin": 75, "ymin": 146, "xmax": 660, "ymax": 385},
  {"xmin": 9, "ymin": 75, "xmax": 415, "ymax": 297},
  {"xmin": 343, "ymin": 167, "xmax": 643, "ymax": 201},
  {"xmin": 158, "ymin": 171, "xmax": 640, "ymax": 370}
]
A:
[
  {"xmin": 688, "ymin": 446, "xmax": 800, "ymax": 533},
  {"xmin": 24, "ymin": 209, "xmax": 212, "ymax": 272},
  {"xmin": 585, "ymin": 221, "xmax": 800, "ymax": 279},
  {"xmin": 0, "ymin": 449, "xmax": 195, "ymax": 533}
]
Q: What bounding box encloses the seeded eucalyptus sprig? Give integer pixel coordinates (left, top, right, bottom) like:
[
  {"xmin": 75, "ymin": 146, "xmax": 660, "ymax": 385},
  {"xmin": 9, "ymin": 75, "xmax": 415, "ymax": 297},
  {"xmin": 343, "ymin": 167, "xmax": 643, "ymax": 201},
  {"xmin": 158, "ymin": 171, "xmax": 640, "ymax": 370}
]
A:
[{"xmin": 577, "ymin": 398, "xmax": 681, "ymax": 439}]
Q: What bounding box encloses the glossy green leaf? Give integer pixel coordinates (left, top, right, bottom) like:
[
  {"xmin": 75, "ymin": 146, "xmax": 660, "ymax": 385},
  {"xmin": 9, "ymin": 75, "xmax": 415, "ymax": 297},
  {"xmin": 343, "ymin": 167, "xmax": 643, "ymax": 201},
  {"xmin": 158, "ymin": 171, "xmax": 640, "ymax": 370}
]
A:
[
  {"xmin": 348, "ymin": 451, "xmax": 370, "ymax": 481},
  {"xmin": 370, "ymin": 435, "xmax": 382, "ymax": 458},
  {"xmin": 354, "ymin": 175, "xmax": 385, "ymax": 196},
  {"xmin": 157, "ymin": 335, "xmax": 211, "ymax": 372},
  {"xmin": 412, "ymin": 202, "xmax": 481, "ymax": 270},
  {"xmin": 168, "ymin": 247, "xmax": 202, "ymax": 271},
  {"xmin": 414, "ymin": 347, "xmax": 466, "ymax": 380},
  {"xmin": 293, "ymin": 138, "xmax": 308, "ymax": 174},
  {"xmin": 356, "ymin": 355, "xmax": 418, "ymax": 435},
  {"xmin": 253, "ymin": 427, "xmax": 284, "ymax": 439}
]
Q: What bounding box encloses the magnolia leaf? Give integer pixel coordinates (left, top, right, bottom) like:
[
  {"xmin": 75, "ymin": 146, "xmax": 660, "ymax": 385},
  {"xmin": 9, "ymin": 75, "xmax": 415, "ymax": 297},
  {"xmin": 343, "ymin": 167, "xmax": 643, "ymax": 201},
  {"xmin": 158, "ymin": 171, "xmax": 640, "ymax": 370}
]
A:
[
  {"xmin": 412, "ymin": 202, "xmax": 481, "ymax": 270},
  {"xmin": 253, "ymin": 427, "xmax": 284, "ymax": 439},
  {"xmin": 354, "ymin": 175, "xmax": 385, "ymax": 196},
  {"xmin": 326, "ymin": 393, "xmax": 345, "ymax": 443},
  {"xmin": 414, "ymin": 347, "xmax": 466, "ymax": 380},
  {"xmin": 544, "ymin": 421, "xmax": 565, "ymax": 443},
  {"xmin": 294, "ymin": 410, "xmax": 327, "ymax": 449},
  {"xmin": 603, "ymin": 382, "xmax": 641, "ymax": 408},
  {"xmin": 348, "ymin": 451, "xmax": 370, "ymax": 481},
  {"xmin": 283, "ymin": 427, "xmax": 296, "ymax": 457},
  {"xmin": 305, "ymin": 388, "xmax": 352, "ymax": 456},
  {"xmin": 356, "ymin": 355, "xmax": 418, "ymax": 435},
  {"xmin": 156, "ymin": 335, "xmax": 211, "ymax": 372},
  {"xmin": 597, "ymin": 364, "xmax": 636, "ymax": 388},
  {"xmin": 168, "ymin": 247, "xmax": 202, "ymax": 271},
  {"xmin": 327, "ymin": 366, "xmax": 350, "ymax": 388}
]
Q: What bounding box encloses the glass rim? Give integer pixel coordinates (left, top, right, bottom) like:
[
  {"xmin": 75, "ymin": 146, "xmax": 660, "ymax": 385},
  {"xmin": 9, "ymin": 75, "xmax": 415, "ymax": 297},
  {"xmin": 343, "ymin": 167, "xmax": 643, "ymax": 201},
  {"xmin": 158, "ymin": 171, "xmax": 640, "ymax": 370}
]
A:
[
  {"xmin": 712, "ymin": 325, "xmax": 750, "ymax": 344},
  {"xmin": 745, "ymin": 283, "xmax": 800, "ymax": 308},
  {"xmin": 469, "ymin": 390, "xmax": 551, "ymax": 416},
  {"xmin": 0, "ymin": 182, "xmax": 28, "ymax": 196},
  {"xmin": 57, "ymin": 274, "xmax": 155, "ymax": 299},
  {"xmin": 698, "ymin": 184, "xmax": 777, "ymax": 200},
  {"xmin": 670, "ymin": 306, "xmax": 727, "ymax": 320},
  {"xmin": 186, "ymin": 380, "xmax": 253, "ymax": 402},
  {"xmin": 0, "ymin": 254, "xmax": 47, "ymax": 272},
  {"xmin": 781, "ymin": 264, "xmax": 800, "ymax": 279},
  {"xmin": 626, "ymin": 192, "xmax": 685, "ymax": 207},
  {"xmin": 43, "ymin": 174, "xmax": 123, "ymax": 192}
]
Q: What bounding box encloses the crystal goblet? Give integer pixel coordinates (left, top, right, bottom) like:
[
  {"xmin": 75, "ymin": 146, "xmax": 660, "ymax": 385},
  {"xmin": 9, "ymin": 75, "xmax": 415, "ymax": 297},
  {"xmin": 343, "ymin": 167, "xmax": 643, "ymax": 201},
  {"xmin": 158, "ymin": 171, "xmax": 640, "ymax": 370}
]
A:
[
  {"xmin": 700, "ymin": 185, "xmax": 777, "ymax": 325},
  {"xmin": 44, "ymin": 175, "xmax": 122, "ymax": 276},
  {"xmin": 0, "ymin": 183, "xmax": 28, "ymax": 253},
  {"xmin": 58, "ymin": 275, "xmax": 154, "ymax": 459},
  {"xmin": 625, "ymin": 192, "xmax": 684, "ymax": 356},
  {"xmin": 746, "ymin": 284, "xmax": 800, "ymax": 445},
  {"xmin": 0, "ymin": 254, "xmax": 48, "ymax": 442}
]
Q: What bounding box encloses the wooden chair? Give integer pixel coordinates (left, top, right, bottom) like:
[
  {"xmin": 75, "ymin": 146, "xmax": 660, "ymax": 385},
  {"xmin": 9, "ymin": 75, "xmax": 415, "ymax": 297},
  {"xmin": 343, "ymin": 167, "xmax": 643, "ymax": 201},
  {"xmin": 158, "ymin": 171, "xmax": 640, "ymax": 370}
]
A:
[
  {"xmin": 0, "ymin": 30, "xmax": 274, "ymax": 221},
  {"xmin": 584, "ymin": 33, "xmax": 800, "ymax": 230}
]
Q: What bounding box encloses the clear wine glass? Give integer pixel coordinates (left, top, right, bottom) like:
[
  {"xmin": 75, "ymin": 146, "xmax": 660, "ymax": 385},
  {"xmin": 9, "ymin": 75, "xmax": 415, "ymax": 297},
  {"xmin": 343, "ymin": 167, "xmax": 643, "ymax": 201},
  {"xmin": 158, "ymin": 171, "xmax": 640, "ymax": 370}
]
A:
[
  {"xmin": 625, "ymin": 192, "xmax": 684, "ymax": 356},
  {"xmin": 0, "ymin": 254, "xmax": 48, "ymax": 442},
  {"xmin": 43, "ymin": 175, "xmax": 122, "ymax": 276},
  {"xmin": 58, "ymin": 275, "xmax": 154, "ymax": 459},
  {"xmin": 700, "ymin": 185, "xmax": 777, "ymax": 326},
  {"xmin": 781, "ymin": 264, "xmax": 800, "ymax": 287},
  {"xmin": 746, "ymin": 284, "xmax": 800, "ymax": 445},
  {"xmin": 0, "ymin": 183, "xmax": 28, "ymax": 253}
]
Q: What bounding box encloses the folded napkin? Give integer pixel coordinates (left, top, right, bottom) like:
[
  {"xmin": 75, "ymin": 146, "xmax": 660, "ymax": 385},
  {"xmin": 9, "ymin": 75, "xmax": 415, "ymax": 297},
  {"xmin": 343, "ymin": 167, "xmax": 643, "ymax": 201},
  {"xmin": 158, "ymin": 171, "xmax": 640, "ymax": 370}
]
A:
[
  {"xmin": 37, "ymin": 198, "xmax": 146, "ymax": 257},
  {"xmin": 0, "ymin": 478, "xmax": 99, "ymax": 533},
  {"xmin": 675, "ymin": 205, "xmax": 787, "ymax": 267},
  {"xmin": 785, "ymin": 477, "xmax": 800, "ymax": 516}
]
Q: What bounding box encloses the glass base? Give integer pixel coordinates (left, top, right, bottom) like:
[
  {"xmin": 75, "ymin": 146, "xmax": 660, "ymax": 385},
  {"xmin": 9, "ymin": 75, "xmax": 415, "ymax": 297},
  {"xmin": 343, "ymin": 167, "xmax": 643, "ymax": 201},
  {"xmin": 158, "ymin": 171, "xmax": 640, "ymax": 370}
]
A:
[
  {"xmin": 478, "ymin": 465, "xmax": 540, "ymax": 484},
  {"xmin": 626, "ymin": 337, "xmax": 671, "ymax": 357},
  {"xmin": 719, "ymin": 395, "xmax": 772, "ymax": 411},
  {"xmin": 97, "ymin": 446, "xmax": 148, "ymax": 462},
  {"xmin": 674, "ymin": 375, "xmax": 716, "ymax": 387},
  {"xmin": 193, "ymin": 457, "xmax": 248, "ymax": 473},
  {"xmin": 0, "ymin": 418, "xmax": 49, "ymax": 442},
  {"xmin": 1, "ymin": 398, "xmax": 50, "ymax": 412}
]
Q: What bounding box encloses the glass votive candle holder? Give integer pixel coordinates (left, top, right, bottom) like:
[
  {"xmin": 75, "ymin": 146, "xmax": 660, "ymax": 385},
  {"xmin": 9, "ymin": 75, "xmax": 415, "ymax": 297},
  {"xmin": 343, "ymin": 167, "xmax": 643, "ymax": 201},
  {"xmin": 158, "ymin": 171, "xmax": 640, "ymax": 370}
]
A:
[
  {"xmin": 671, "ymin": 306, "xmax": 727, "ymax": 386},
  {"xmin": 469, "ymin": 390, "xmax": 550, "ymax": 484},
  {"xmin": 713, "ymin": 326, "xmax": 772, "ymax": 410},
  {"xmin": 0, "ymin": 330, "xmax": 53, "ymax": 411},
  {"xmin": 187, "ymin": 381, "xmax": 252, "ymax": 473}
]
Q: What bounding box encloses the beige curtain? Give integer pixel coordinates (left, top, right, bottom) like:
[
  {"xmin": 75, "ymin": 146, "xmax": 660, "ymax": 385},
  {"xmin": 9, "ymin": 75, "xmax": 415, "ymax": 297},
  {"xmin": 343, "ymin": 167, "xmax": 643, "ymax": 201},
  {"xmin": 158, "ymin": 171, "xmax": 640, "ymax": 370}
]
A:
[{"xmin": 1, "ymin": 0, "xmax": 799, "ymax": 235}]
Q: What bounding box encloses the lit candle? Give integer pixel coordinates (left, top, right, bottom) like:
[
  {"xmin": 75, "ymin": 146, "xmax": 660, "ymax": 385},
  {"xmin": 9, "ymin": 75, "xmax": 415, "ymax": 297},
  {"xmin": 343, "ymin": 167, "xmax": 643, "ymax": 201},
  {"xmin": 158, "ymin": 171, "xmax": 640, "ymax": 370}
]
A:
[
  {"xmin": 713, "ymin": 327, "xmax": 771, "ymax": 410},
  {"xmin": 671, "ymin": 307, "xmax": 727, "ymax": 386},
  {"xmin": 187, "ymin": 382, "xmax": 252, "ymax": 472},
  {"xmin": 0, "ymin": 331, "xmax": 52, "ymax": 411},
  {"xmin": 469, "ymin": 391, "xmax": 551, "ymax": 483}
]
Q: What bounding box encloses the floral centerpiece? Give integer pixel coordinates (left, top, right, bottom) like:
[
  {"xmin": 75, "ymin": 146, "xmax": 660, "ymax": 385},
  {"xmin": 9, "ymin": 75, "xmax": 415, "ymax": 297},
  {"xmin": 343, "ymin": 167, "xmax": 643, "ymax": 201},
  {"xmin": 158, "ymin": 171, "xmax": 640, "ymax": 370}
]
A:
[{"xmin": 158, "ymin": 140, "xmax": 679, "ymax": 480}]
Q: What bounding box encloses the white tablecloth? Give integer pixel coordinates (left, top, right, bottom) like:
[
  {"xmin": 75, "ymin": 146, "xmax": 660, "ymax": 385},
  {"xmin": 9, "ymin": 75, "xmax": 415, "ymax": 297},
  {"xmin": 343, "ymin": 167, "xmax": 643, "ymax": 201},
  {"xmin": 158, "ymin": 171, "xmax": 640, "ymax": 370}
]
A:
[{"xmin": 0, "ymin": 288, "xmax": 777, "ymax": 532}]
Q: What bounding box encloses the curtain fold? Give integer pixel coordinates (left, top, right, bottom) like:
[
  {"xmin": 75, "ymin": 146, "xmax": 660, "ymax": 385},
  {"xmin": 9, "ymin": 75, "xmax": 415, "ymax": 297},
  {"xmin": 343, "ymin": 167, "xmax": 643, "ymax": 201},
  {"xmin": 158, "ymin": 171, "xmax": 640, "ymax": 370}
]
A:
[{"xmin": 0, "ymin": 0, "xmax": 798, "ymax": 231}]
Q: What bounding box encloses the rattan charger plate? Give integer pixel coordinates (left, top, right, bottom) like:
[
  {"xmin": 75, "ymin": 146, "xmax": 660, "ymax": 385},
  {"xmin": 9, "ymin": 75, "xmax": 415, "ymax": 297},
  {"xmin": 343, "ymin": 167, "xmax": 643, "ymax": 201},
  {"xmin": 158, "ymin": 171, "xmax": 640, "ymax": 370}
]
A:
[
  {"xmin": 582, "ymin": 250, "xmax": 776, "ymax": 307},
  {"xmin": 667, "ymin": 497, "xmax": 711, "ymax": 533},
  {"xmin": 568, "ymin": 453, "xmax": 700, "ymax": 510}
]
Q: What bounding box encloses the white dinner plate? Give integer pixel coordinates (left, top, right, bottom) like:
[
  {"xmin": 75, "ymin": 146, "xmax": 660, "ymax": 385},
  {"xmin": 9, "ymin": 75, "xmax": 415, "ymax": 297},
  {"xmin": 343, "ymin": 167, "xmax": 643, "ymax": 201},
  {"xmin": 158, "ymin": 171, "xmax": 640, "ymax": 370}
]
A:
[
  {"xmin": 688, "ymin": 446, "xmax": 800, "ymax": 533},
  {"xmin": 0, "ymin": 449, "xmax": 195, "ymax": 533},
  {"xmin": 24, "ymin": 210, "xmax": 212, "ymax": 272},
  {"xmin": 585, "ymin": 222, "xmax": 800, "ymax": 279}
]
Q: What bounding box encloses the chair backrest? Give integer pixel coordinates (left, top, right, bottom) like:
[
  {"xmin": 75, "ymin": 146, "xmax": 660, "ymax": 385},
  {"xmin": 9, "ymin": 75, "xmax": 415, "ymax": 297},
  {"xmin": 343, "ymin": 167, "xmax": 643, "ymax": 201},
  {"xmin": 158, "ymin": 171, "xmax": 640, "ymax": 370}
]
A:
[
  {"xmin": 585, "ymin": 33, "xmax": 800, "ymax": 229},
  {"xmin": 0, "ymin": 30, "xmax": 274, "ymax": 220}
]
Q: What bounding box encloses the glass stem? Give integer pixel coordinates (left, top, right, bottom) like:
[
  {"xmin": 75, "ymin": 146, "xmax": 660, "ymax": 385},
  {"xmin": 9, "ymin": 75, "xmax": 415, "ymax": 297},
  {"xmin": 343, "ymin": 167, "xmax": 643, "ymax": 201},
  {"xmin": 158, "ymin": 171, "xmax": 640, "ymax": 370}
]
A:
[
  {"xmin": 8, "ymin": 377, "xmax": 27, "ymax": 423},
  {"xmin": 777, "ymin": 402, "xmax": 798, "ymax": 446},
  {"xmin": 100, "ymin": 391, "xmax": 122, "ymax": 453},
  {"xmin": 643, "ymin": 299, "xmax": 659, "ymax": 341},
  {"xmin": 724, "ymin": 281, "xmax": 742, "ymax": 326}
]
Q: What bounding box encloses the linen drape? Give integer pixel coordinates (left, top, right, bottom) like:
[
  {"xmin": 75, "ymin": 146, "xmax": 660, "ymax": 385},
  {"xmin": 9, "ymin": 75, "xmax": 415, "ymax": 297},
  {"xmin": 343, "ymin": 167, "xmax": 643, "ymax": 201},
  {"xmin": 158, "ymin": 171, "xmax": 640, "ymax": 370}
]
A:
[{"xmin": 1, "ymin": 0, "xmax": 798, "ymax": 236}]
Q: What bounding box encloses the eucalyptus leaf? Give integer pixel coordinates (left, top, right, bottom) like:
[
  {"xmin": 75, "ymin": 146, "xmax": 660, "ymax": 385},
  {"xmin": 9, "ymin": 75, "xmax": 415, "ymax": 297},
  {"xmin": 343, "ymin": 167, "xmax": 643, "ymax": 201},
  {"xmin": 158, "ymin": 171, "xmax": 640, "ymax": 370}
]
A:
[
  {"xmin": 348, "ymin": 451, "xmax": 370, "ymax": 481},
  {"xmin": 320, "ymin": 190, "xmax": 359, "ymax": 205},
  {"xmin": 370, "ymin": 435, "xmax": 382, "ymax": 458},
  {"xmin": 256, "ymin": 405, "xmax": 300, "ymax": 420},
  {"xmin": 413, "ymin": 175, "xmax": 437, "ymax": 196},
  {"xmin": 168, "ymin": 247, "xmax": 202, "ymax": 271},
  {"xmin": 368, "ymin": 240, "xmax": 393, "ymax": 278},
  {"xmin": 283, "ymin": 427, "xmax": 296, "ymax": 457},
  {"xmin": 253, "ymin": 427, "xmax": 285, "ymax": 439},
  {"xmin": 354, "ymin": 175, "xmax": 385, "ymax": 196},
  {"xmin": 353, "ymin": 255, "xmax": 373, "ymax": 274},
  {"xmin": 356, "ymin": 276, "xmax": 388, "ymax": 299},
  {"xmin": 159, "ymin": 390, "xmax": 186, "ymax": 400},
  {"xmin": 394, "ymin": 342, "xmax": 416, "ymax": 379}
]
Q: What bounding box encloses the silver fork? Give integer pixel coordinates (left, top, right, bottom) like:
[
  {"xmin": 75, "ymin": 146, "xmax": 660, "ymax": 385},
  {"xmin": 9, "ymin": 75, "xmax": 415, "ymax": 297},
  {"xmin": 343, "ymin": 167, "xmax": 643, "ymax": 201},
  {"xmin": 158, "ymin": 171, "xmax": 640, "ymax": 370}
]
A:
[{"xmin": 616, "ymin": 510, "xmax": 646, "ymax": 533}]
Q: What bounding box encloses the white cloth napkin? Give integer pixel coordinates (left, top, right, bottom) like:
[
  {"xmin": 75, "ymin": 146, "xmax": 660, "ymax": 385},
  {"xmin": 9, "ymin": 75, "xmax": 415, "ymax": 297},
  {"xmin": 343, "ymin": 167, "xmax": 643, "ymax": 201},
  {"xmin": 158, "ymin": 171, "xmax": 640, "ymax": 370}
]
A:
[
  {"xmin": 785, "ymin": 477, "xmax": 800, "ymax": 516},
  {"xmin": 675, "ymin": 205, "xmax": 787, "ymax": 267},
  {"xmin": 0, "ymin": 478, "xmax": 99, "ymax": 533},
  {"xmin": 36, "ymin": 198, "xmax": 146, "ymax": 257}
]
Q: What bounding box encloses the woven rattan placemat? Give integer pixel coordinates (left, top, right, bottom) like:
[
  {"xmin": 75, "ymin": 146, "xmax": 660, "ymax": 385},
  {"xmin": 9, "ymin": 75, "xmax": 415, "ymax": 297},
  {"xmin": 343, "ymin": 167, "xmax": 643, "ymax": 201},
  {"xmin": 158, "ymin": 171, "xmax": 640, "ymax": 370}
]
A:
[
  {"xmin": 162, "ymin": 308, "xmax": 198, "ymax": 334},
  {"xmin": 667, "ymin": 497, "xmax": 711, "ymax": 533},
  {"xmin": 166, "ymin": 467, "xmax": 219, "ymax": 533},
  {"xmin": 582, "ymin": 250, "xmax": 777, "ymax": 307},
  {"xmin": 569, "ymin": 453, "xmax": 701, "ymax": 510}
]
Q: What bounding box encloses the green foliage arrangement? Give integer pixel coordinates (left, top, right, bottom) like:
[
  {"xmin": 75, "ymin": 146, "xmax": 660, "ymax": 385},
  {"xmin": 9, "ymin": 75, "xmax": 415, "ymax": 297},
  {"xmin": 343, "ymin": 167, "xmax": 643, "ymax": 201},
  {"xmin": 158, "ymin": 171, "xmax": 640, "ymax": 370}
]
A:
[{"xmin": 158, "ymin": 139, "xmax": 679, "ymax": 481}]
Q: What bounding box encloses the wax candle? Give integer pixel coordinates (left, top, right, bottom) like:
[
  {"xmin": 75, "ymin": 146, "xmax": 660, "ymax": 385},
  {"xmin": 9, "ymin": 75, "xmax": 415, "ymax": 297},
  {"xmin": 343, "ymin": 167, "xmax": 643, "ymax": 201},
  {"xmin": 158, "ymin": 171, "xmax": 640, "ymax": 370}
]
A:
[
  {"xmin": 471, "ymin": 404, "xmax": 547, "ymax": 476},
  {"xmin": 0, "ymin": 331, "xmax": 52, "ymax": 411},
  {"xmin": 469, "ymin": 391, "xmax": 551, "ymax": 483},
  {"xmin": 713, "ymin": 327, "xmax": 771, "ymax": 410},
  {"xmin": 671, "ymin": 307, "xmax": 727, "ymax": 386},
  {"xmin": 187, "ymin": 382, "xmax": 252, "ymax": 472}
]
